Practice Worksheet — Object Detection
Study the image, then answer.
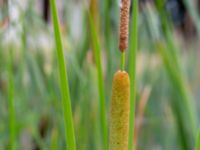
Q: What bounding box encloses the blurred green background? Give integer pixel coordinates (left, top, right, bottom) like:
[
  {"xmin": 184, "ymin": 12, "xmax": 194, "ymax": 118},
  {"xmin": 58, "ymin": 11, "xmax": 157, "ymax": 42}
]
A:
[{"xmin": 1, "ymin": 0, "xmax": 200, "ymax": 149}]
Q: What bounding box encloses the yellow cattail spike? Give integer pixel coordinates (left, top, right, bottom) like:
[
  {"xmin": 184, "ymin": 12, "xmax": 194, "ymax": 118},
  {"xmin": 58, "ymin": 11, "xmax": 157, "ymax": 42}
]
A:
[{"xmin": 109, "ymin": 70, "xmax": 130, "ymax": 150}]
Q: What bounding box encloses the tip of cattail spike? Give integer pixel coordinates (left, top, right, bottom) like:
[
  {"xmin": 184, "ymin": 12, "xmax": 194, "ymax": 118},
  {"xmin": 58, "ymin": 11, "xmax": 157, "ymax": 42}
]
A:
[
  {"xmin": 119, "ymin": 0, "xmax": 131, "ymax": 52},
  {"xmin": 113, "ymin": 71, "xmax": 130, "ymax": 88},
  {"xmin": 117, "ymin": 70, "xmax": 128, "ymax": 74}
]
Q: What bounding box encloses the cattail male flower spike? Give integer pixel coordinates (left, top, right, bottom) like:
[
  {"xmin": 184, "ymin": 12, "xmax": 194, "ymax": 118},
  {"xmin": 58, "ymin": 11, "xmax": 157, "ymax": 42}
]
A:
[{"xmin": 119, "ymin": 0, "xmax": 131, "ymax": 52}]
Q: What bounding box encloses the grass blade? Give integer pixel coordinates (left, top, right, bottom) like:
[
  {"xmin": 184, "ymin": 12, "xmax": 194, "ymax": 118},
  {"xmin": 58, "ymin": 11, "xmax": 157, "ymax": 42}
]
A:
[
  {"xmin": 7, "ymin": 49, "xmax": 16, "ymax": 150},
  {"xmin": 152, "ymin": 2, "xmax": 196, "ymax": 148},
  {"xmin": 195, "ymin": 129, "xmax": 200, "ymax": 150},
  {"xmin": 88, "ymin": 13, "xmax": 108, "ymax": 150},
  {"xmin": 128, "ymin": 0, "xmax": 138, "ymax": 149},
  {"xmin": 51, "ymin": 128, "xmax": 58, "ymax": 150},
  {"xmin": 157, "ymin": 42, "xmax": 195, "ymax": 149},
  {"xmin": 50, "ymin": 0, "xmax": 76, "ymax": 149}
]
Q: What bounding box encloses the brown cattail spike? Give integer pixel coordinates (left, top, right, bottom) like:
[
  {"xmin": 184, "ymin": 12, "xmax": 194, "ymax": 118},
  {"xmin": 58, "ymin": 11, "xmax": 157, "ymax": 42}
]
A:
[
  {"xmin": 119, "ymin": 0, "xmax": 131, "ymax": 52},
  {"xmin": 109, "ymin": 71, "xmax": 130, "ymax": 150}
]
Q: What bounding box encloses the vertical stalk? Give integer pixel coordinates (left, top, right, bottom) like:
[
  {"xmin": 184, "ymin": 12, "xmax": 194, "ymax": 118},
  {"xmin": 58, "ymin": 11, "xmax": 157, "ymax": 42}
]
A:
[
  {"xmin": 104, "ymin": 0, "xmax": 112, "ymax": 81},
  {"xmin": 7, "ymin": 2, "xmax": 15, "ymax": 150},
  {"xmin": 157, "ymin": 42, "xmax": 195, "ymax": 149},
  {"xmin": 128, "ymin": 0, "xmax": 138, "ymax": 149},
  {"xmin": 195, "ymin": 129, "xmax": 200, "ymax": 150},
  {"xmin": 121, "ymin": 52, "xmax": 126, "ymax": 71},
  {"xmin": 88, "ymin": 13, "xmax": 108, "ymax": 150},
  {"xmin": 51, "ymin": 128, "xmax": 58, "ymax": 150},
  {"xmin": 50, "ymin": 0, "xmax": 76, "ymax": 149},
  {"xmin": 8, "ymin": 49, "xmax": 16, "ymax": 150}
]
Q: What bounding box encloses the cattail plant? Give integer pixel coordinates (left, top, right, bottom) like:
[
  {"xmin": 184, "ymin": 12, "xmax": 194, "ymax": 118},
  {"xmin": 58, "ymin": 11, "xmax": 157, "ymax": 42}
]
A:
[{"xmin": 109, "ymin": 0, "xmax": 132, "ymax": 149}]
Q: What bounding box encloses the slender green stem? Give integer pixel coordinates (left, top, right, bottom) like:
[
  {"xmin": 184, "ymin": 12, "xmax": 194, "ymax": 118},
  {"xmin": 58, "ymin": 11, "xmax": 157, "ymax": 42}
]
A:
[
  {"xmin": 121, "ymin": 52, "xmax": 125, "ymax": 71},
  {"xmin": 7, "ymin": 4, "xmax": 16, "ymax": 149},
  {"xmin": 195, "ymin": 129, "xmax": 200, "ymax": 150},
  {"xmin": 50, "ymin": 0, "xmax": 76, "ymax": 149},
  {"xmin": 154, "ymin": 1, "xmax": 196, "ymax": 148},
  {"xmin": 88, "ymin": 13, "xmax": 108, "ymax": 150},
  {"xmin": 157, "ymin": 42, "xmax": 195, "ymax": 149},
  {"xmin": 51, "ymin": 128, "xmax": 58, "ymax": 150},
  {"xmin": 128, "ymin": 0, "xmax": 138, "ymax": 149},
  {"xmin": 104, "ymin": 0, "xmax": 112, "ymax": 81},
  {"xmin": 8, "ymin": 49, "xmax": 16, "ymax": 150}
]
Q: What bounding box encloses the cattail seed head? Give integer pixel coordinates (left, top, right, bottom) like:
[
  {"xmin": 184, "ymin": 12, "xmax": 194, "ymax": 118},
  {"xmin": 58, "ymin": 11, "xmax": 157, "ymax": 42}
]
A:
[
  {"xmin": 109, "ymin": 70, "xmax": 130, "ymax": 150},
  {"xmin": 119, "ymin": 0, "xmax": 131, "ymax": 52}
]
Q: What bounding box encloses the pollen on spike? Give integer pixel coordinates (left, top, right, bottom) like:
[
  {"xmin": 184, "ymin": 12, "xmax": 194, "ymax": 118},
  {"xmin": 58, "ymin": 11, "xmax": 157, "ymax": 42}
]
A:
[
  {"xmin": 109, "ymin": 71, "xmax": 130, "ymax": 150},
  {"xmin": 119, "ymin": 0, "xmax": 131, "ymax": 52}
]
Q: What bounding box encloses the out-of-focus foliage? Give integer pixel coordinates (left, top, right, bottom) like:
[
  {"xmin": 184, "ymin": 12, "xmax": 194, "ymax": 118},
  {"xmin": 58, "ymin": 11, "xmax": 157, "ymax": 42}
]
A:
[{"xmin": 1, "ymin": 0, "xmax": 200, "ymax": 149}]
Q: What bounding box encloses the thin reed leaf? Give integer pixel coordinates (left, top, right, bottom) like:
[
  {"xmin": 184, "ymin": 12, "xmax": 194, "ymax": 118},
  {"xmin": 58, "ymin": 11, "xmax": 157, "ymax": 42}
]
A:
[
  {"xmin": 104, "ymin": 0, "xmax": 112, "ymax": 81},
  {"xmin": 7, "ymin": 49, "xmax": 16, "ymax": 150},
  {"xmin": 88, "ymin": 13, "xmax": 108, "ymax": 150},
  {"xmin": 50, "ymin": 0, "xmax": 76, "ymax": 149},
  {"xmin": 195, "ymin": 129, "xmax": 200, "ymax": 150},
  {"xmin": 157, "ymin": 42, "xmax": 196, "ymax": 149},
  {"xmin": 128, "ymin": 0, "xmax": 138, "ymax": 149},
  {"xmin": 7, "ymin": 5, "xmax": 16, "ymax": 150},
  {"xmin": 51, "ymin": 128, "xmax": 58, "ymax": 150},
  {"xmin": 152, "ymin": 2, "xmax": 196, "ymax": 148}
]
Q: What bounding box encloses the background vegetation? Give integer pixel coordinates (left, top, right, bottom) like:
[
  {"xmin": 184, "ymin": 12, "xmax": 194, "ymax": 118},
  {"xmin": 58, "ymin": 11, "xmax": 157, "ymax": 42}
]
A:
[{"xmin": 1, "ymin": 0, "xmax": 200, "ymax": 149}]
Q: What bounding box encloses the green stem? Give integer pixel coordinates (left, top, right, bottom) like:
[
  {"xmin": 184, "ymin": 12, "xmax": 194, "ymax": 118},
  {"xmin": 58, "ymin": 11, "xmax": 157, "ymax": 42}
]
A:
[
  {"xmin": 88, "ymin": 13, "xmax": 108, "ymax": 150},
  {"xmin": 50, "ymin": 0, "xmax": 76, "ymax": 149},
  {"xmin": 7, "ymin": 3, "xmax": 16, "ymax": 150},
  {"xmin": 195, "ymin": 128, "xmax": 200, "ymax": 150},
  {"xmin": 51, "ymin": 128, "xmax": 58, "ymax": 150},
  {"xmin": 128, "ymin": 0, "xmax": 138, "ymax": 149},
  {"xmin": 8, "ymin": 49, "xmax": 16, "ymax": 150},
  {"xmin": 121, "ymin": 52, "xmax": 125, "ymax": 71}
]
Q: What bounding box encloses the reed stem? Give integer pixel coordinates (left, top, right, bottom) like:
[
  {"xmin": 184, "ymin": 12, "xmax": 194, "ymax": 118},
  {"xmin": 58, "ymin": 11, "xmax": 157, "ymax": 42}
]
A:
[
  {"xmin": 8, "ymin": 49, "xmax": 16, "ymax": 150},
  {"xmin": 88, "ymin": 13, "xmax": 108, "ymax": 150},
  {"xmin": 121, "ymin": 52, "xmax": 126, "ymax": 71},
  {"xmin": 195, "ymin": 129, "xmax": 200, "ymax": 150},
  {"xmin": 128, "ymin": 0, "xmax": 138, "ymax": 149},
  {"xmin": 51, "ymin": 128, "xmax": 58, "ymax": 150},
  {"xmin": 50, "ymin": 0, "xmax": 76, "ymax": 149}
]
